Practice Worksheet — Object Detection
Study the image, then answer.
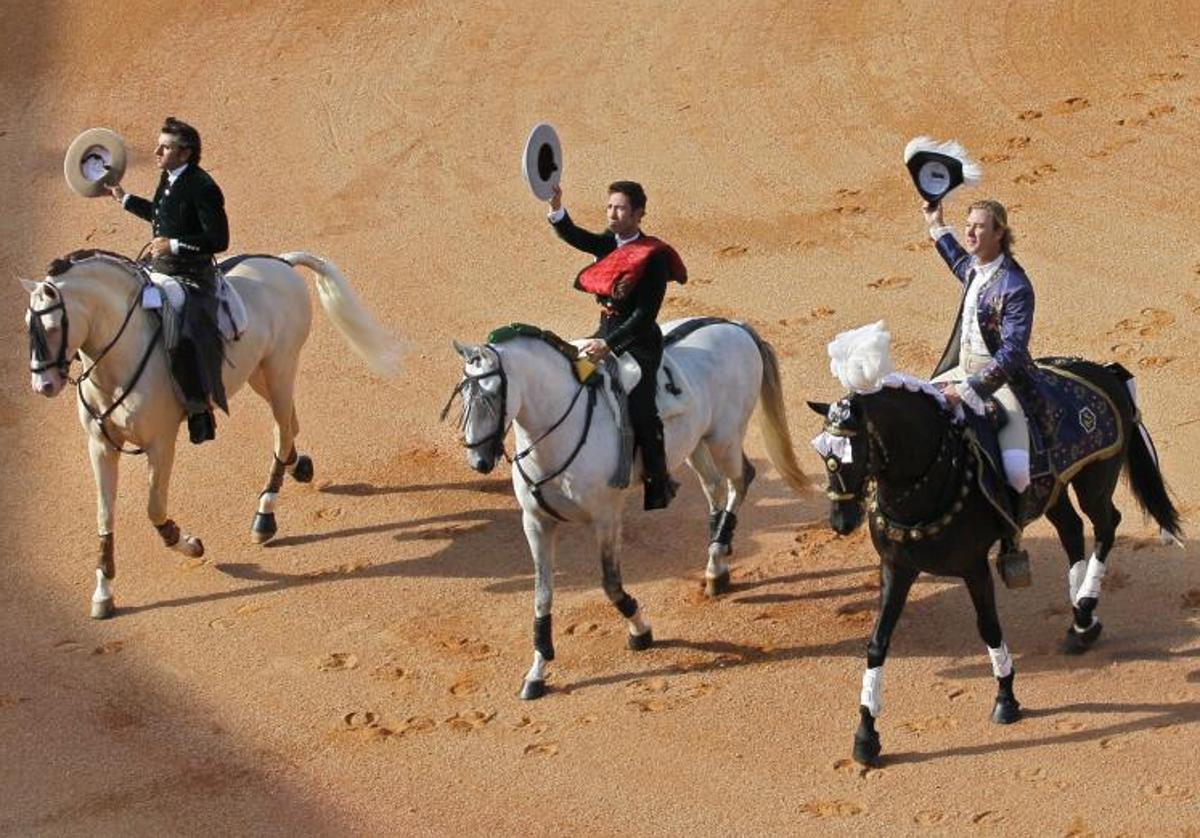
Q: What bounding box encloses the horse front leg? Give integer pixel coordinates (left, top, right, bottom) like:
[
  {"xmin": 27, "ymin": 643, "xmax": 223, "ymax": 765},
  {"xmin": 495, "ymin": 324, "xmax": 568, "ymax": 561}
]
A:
[
  {"xmin": 88, "ymin": 437, "xmax": 119, "ymax": 619},
  {"xmin": 854, "ymin": 559, "xmax": 918, "ymax": 767},
  {"xmin": 596, "ymin": 514, "xmax": 653, "ymax": 650},
  {"xmin": 146, "ymin": 437, "xmax": 204, "ymax": 558},
  {"xmin": 520, "ymin": 510, "xmax": 559, "ymax": 700},
  {"xmin": 964, "ymin": 562, "xmax": 1022, "ymax": 724}
]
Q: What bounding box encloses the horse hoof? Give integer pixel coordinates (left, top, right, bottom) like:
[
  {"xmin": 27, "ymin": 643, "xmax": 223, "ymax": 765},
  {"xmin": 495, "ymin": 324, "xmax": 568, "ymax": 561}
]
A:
[
  {"xmin": 704, "ymin": 571, "xmax": 731, "ymax": 597},
  {"xmin": 251, "ymin": 512, "xmax": 277, "ymax": 544},
  {"xmin": 183, "ymin": 536, "xmax": 204, "ymax": 558},
  {"xmin": 90, "ymin": 598, "xmax": 115, "ymax": 620},
  {"xmin": 291, "ymin": 455, "xmax": 314, "ymax": 483},
  {"xmin": 852, "ymin": 731, "xmax": 882, "ymax": 767},
  {"xmin": 996, "ymin": 550, "xmax": 1032, "ymax": 589},
  {"xmin": 991, "ymin": 698, "xmax": 1022, "ymax": 725},
  {"xmin": 519, "ymin": 679, "xmax": 547, "ymax": 700},
  {"xmin": 1063, "ymin": 619, "xmax": 1103, "ymax": 654},
  {"xmin": 627, "ymin": 629, "xmax": 654, "ymax": 651}
]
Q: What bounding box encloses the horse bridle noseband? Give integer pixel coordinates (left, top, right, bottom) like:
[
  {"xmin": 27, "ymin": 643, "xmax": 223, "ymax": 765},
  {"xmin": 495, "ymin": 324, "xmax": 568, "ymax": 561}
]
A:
[
  {"xmin": 444, "ymin": 345, "xmax": 598, "ymax": 522},
  {"xmin": 27, "ymin": 267, "xmax": 163, "ymax": 455},
  {"xmin": 27, "ymin": 282, "xmax": 72, "ymax": 377}
]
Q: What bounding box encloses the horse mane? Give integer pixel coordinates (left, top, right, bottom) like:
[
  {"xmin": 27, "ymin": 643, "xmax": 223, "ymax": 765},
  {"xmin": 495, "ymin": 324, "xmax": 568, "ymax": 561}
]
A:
[{"xmin": 46, "ymin": 249, "xmax": 142, "ymax": 278}]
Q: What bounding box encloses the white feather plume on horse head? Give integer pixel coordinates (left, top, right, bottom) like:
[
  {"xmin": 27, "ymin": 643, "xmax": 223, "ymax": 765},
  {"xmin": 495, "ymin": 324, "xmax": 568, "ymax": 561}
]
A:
[
  {"xmin": 904, "ymin": 136, "xmax": 982, "ymax": 185},
  {"xmin": 828, "ymin": 321, "xmax": 894, "ymax": 393}
]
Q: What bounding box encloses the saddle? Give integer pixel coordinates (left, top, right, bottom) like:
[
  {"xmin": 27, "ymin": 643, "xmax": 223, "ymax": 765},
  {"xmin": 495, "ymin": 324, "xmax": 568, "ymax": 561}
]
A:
[
  {"xmin": 145, "ymin": 269, "xmax": 247, "ymax": 350},
  {"xmin": 965, "ymin": 358, "xmax": 1126, "ymax": 529}
]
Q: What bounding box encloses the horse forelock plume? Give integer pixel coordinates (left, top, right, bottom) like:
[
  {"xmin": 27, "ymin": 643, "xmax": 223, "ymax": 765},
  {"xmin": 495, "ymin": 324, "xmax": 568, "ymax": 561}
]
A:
[{"xmin": 827, "ymin": 321, "xmax": 894, "ymax": 393}]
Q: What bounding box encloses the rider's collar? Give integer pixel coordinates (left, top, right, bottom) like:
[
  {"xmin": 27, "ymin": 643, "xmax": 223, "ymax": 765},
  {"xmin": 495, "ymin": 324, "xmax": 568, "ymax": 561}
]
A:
[{"xmin": 614, "ymin": 229, "xmax": 642, "ymax": 248}]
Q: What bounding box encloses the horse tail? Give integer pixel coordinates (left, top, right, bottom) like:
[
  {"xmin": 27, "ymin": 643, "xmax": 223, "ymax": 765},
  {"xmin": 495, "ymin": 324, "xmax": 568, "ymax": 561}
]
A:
[
  {"xmin": 279, "ymin": 251, "xmax": 402, "ymax": 379},
  {"xmin": 739, "ymin": 324, "xmax": 809, "ymax": 493},
  {"xmin": 1099, "ymin": 363, "xmax": 1184, "ymax": 543}
]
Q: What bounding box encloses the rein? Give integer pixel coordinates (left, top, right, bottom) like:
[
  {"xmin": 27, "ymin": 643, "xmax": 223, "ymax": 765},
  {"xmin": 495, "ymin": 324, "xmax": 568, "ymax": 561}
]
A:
[
  {"xmin": 445, "ymin": 344, "xmax": 600, "ymax": 521},
  {"xmin": 28, "ymin": 261, "xmax": 163, "ymax": 456}
]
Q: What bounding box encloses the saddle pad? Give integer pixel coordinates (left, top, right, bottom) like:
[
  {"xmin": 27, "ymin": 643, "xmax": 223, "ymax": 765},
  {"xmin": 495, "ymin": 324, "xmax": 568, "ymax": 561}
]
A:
[
  {"xmin": 148, "ymin": 271, "xmax": 247, "ymax": 341},
  {"xmin": 966, "ymin": 362, "xmax": 1124, "ymax": 527}
]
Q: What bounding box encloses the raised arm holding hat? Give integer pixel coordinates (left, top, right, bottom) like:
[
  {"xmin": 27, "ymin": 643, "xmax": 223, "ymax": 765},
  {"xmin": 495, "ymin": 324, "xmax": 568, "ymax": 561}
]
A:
[
  {"xmin": 547, "ymin": 180, "xmax": 686, "ymax": 511},
  {"xmin": 109, "ymin": 116, "xmax": 230, "ymax": 444}
]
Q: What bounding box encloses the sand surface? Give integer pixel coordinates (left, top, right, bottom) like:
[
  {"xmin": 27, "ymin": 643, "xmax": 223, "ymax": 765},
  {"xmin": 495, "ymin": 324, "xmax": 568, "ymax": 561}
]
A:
[{"xmin": 2, "ymin": 2, "xmax": 1199, "ymax": 834}]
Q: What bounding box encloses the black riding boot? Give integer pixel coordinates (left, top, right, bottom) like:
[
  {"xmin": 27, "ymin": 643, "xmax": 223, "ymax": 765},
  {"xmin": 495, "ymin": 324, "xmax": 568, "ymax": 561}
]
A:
[
  {"xmin": 172, "ymin": 339, "xmax": 216, "ymax": 445},
  {"xmin": 639, "ymin": 420, "xmax": 678, "ymax": 511}
]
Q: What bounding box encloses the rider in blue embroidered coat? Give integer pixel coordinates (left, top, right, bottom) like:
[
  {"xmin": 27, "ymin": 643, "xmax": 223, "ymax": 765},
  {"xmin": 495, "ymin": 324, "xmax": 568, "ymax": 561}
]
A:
[{"xmin": 929, "ymin": 215, "xmax": 1055, "ymax": 448}]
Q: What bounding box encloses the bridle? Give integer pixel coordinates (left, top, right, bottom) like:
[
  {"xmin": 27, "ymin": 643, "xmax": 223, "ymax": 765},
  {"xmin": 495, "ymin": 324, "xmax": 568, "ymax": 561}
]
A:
[
  {"xmin": 27, "ymin": 265, "xmax": 163, "ymax": 456},
  {"xmin": 443, "ymin": 345, "xmax": 599, "ymax": 521}
]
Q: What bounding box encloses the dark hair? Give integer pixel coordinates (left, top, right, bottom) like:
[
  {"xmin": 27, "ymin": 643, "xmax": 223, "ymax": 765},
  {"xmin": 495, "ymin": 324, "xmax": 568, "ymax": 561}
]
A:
[
  {"xmin": 607, "ymin": 180, "xmax": 647, "ymax": 212},
  {"xmin": 161, "ymin": 116, "xmax": 202, "ymax": 165}
]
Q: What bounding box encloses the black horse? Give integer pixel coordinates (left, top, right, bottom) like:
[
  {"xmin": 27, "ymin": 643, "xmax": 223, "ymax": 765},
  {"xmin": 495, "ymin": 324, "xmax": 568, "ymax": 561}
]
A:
[{"xmin": 809, "ymin": 359, "xmax": 1181, "ymax": 767}]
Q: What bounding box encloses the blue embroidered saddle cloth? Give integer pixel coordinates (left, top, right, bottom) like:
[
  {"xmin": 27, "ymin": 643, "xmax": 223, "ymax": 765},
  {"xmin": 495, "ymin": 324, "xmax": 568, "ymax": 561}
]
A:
[{"xmin": 966, "ymin": 358, "xmax": 1125, "ymax": 530}]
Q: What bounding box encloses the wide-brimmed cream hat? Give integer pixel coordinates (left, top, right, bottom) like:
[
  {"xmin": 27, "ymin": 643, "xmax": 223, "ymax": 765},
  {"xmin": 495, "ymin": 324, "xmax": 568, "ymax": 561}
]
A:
[
  {"xmin": 522, "ymin": 122, "xmax": 561, "ymax": 200},
  {"xmin": 64, "ymin": 127, "xmax": 127, "ymax": 198}
]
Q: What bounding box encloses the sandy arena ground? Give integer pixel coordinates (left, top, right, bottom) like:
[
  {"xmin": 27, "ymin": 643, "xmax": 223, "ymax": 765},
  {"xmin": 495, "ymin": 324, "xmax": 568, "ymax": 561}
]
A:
[{"xmin": 2, "ymin": 2, "xmax": 1199, "ymax": 834}]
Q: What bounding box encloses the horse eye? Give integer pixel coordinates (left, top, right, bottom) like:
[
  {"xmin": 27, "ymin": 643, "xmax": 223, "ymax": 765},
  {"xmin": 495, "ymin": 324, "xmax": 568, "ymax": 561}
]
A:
[{"xmin": 44, "ymin": 286, "xmax": 57, "ymax": 300}]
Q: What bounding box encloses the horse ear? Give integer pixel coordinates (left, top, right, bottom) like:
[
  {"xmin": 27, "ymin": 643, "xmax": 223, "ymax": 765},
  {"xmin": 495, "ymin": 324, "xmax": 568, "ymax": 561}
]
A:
[
  {"xmin": 807, "ymin": 400, "xmax": 830, "ymax": 416},
  {"xmin": 452, "ymin": 339, "xmax": 473, "ymax": 358},
  {"xmin": 19, "ymin": 277, "xmax": 38, "ymax": 294}
]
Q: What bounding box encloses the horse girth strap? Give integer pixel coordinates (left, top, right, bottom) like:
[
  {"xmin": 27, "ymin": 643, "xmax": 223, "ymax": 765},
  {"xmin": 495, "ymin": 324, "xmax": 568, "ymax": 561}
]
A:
[{"xmin": 515, "ymin": 382, "xmax": 600, "ymax": 522}]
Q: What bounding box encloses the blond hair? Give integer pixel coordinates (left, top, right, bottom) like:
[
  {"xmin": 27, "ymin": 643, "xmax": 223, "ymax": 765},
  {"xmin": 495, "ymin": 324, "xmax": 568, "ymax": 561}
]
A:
[{"xmin": 968, "ymin": 199, "xmax": 1015, "ymax": 255}]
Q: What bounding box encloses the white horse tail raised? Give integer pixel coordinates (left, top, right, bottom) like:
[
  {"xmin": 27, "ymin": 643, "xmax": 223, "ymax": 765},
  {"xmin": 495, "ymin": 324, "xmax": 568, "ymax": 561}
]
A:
[
  {"xmin": 740, "ymin": 323, "xmax": 810, "ymax": 493},
  {"xmin": 279, "ymin": 251, "xmax": 402, "ymax": 379}
]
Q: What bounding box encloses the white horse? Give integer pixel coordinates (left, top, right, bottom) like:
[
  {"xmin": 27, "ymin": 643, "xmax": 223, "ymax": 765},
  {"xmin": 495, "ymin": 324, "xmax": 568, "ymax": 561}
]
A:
[
  {"xmin": 24, "ymin": 249, "xmax": 400, "ymax": 618},
  {"xmin": 447, "ymin": 317, "xmax": 809, "ymax": 699}
]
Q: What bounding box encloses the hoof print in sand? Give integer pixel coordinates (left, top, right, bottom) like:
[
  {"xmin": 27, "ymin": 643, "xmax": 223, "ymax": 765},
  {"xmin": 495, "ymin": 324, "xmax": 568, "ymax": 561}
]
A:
[
  {"xmin": 317, "ymin": 652, "xmax": 359, "ymax": 672},
  {"xmin": 800, "ymin": 799, "xmax": 865, "ymax": 818},
  {"xmin": 523, "ymin": 741, "xmax": 559, "ymax": 757},
  {"xmin": 444, "ymin": 709, "xmax": 496, "ymax": 732}
]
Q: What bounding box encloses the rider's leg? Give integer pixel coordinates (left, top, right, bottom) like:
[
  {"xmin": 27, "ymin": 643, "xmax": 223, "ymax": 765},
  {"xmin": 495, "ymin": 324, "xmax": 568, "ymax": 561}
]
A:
[
  {"xmin": 626, "ymin": 346, "xmax": 676, "ymax": 511},
  {"xmin": 996, "ymin": 386, "xmax": 1030, "ymax": 557}
]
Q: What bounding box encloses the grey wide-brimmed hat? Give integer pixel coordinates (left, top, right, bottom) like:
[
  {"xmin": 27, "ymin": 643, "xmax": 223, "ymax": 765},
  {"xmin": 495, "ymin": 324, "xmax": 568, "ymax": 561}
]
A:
[
  {"xmin": 64, "ymin": 127, "xmax": 127, "ymax": 198},
  {"xmin": 522, "ymin": 122, "xmax": 562, "ymax": 200},
  {"xmin": 904, "ymin": 136, "xmax": 981, "ymax": 205}
]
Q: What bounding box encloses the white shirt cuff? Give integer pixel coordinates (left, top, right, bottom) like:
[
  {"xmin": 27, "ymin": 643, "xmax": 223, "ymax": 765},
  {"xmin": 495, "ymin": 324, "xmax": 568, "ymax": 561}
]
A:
[
  {"xmin": 169, "ymin": 239, "xmax": 180, "ymax": 255},
  {"xmin": 929, "ymin": 225, "xmax": 954, "ymax": 241},
  {"xmin": 547, "ymin": 206, "xmax": 566, "ymax": 223}
]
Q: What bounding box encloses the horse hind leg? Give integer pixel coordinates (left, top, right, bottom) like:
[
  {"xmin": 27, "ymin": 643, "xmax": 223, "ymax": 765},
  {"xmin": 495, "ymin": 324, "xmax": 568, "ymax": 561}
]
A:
[
  {"xmin": 701, "ymin": 438, "xmax": 757, "ymax": 597},
  {"xmin": 687, "ymin": 442, "xmax": 732, "ymax": 596},
  {"xmin": 247, "ymin": 367, "xmax": 311, "ymax": 544},
  {"xmin": 1064, "ymin": 465, "xmax": 1124, "ymax": 653}
]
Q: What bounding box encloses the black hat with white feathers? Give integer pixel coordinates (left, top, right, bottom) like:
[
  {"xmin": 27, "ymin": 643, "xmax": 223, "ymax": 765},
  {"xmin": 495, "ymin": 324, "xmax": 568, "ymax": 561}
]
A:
[{"xmin": 904, "ymin": 136, "xmax": 981, "ymax": 205}]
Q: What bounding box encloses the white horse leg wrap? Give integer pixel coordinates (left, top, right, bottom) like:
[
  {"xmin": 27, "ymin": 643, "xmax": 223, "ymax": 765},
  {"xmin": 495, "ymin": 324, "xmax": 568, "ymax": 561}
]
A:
[
  {"xmin": 1068, "ymin": 560, "xmax": 1088, "ymax": 604},
  {"xmin": 988, "ymin": 643, "xmax": 1013, "ymax": 679},
  {"xmin": 525, "ymin": 650, "xmax": 548, "ymax": 683},
  {"xmin": 257, "ymin": 492, "xmax": 278, "ymax": 515},
  {"xmin": 860, "ymin": 666, "xmax": 884, "ymax": 718},
  {"xmin": 1075, "ymin": 555, "xmax": 1106, "ymax": 604},
  {"xmin": 627, "ymin": 610, "xmax": 650, "ymax": 637},
  {"xmin": 92, "ymin": 568, "xmax": 113, "ymax": 603},
  {"xmin": 1001, "ymin": 449, "xmax": 1031, "ymax": 493}
]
